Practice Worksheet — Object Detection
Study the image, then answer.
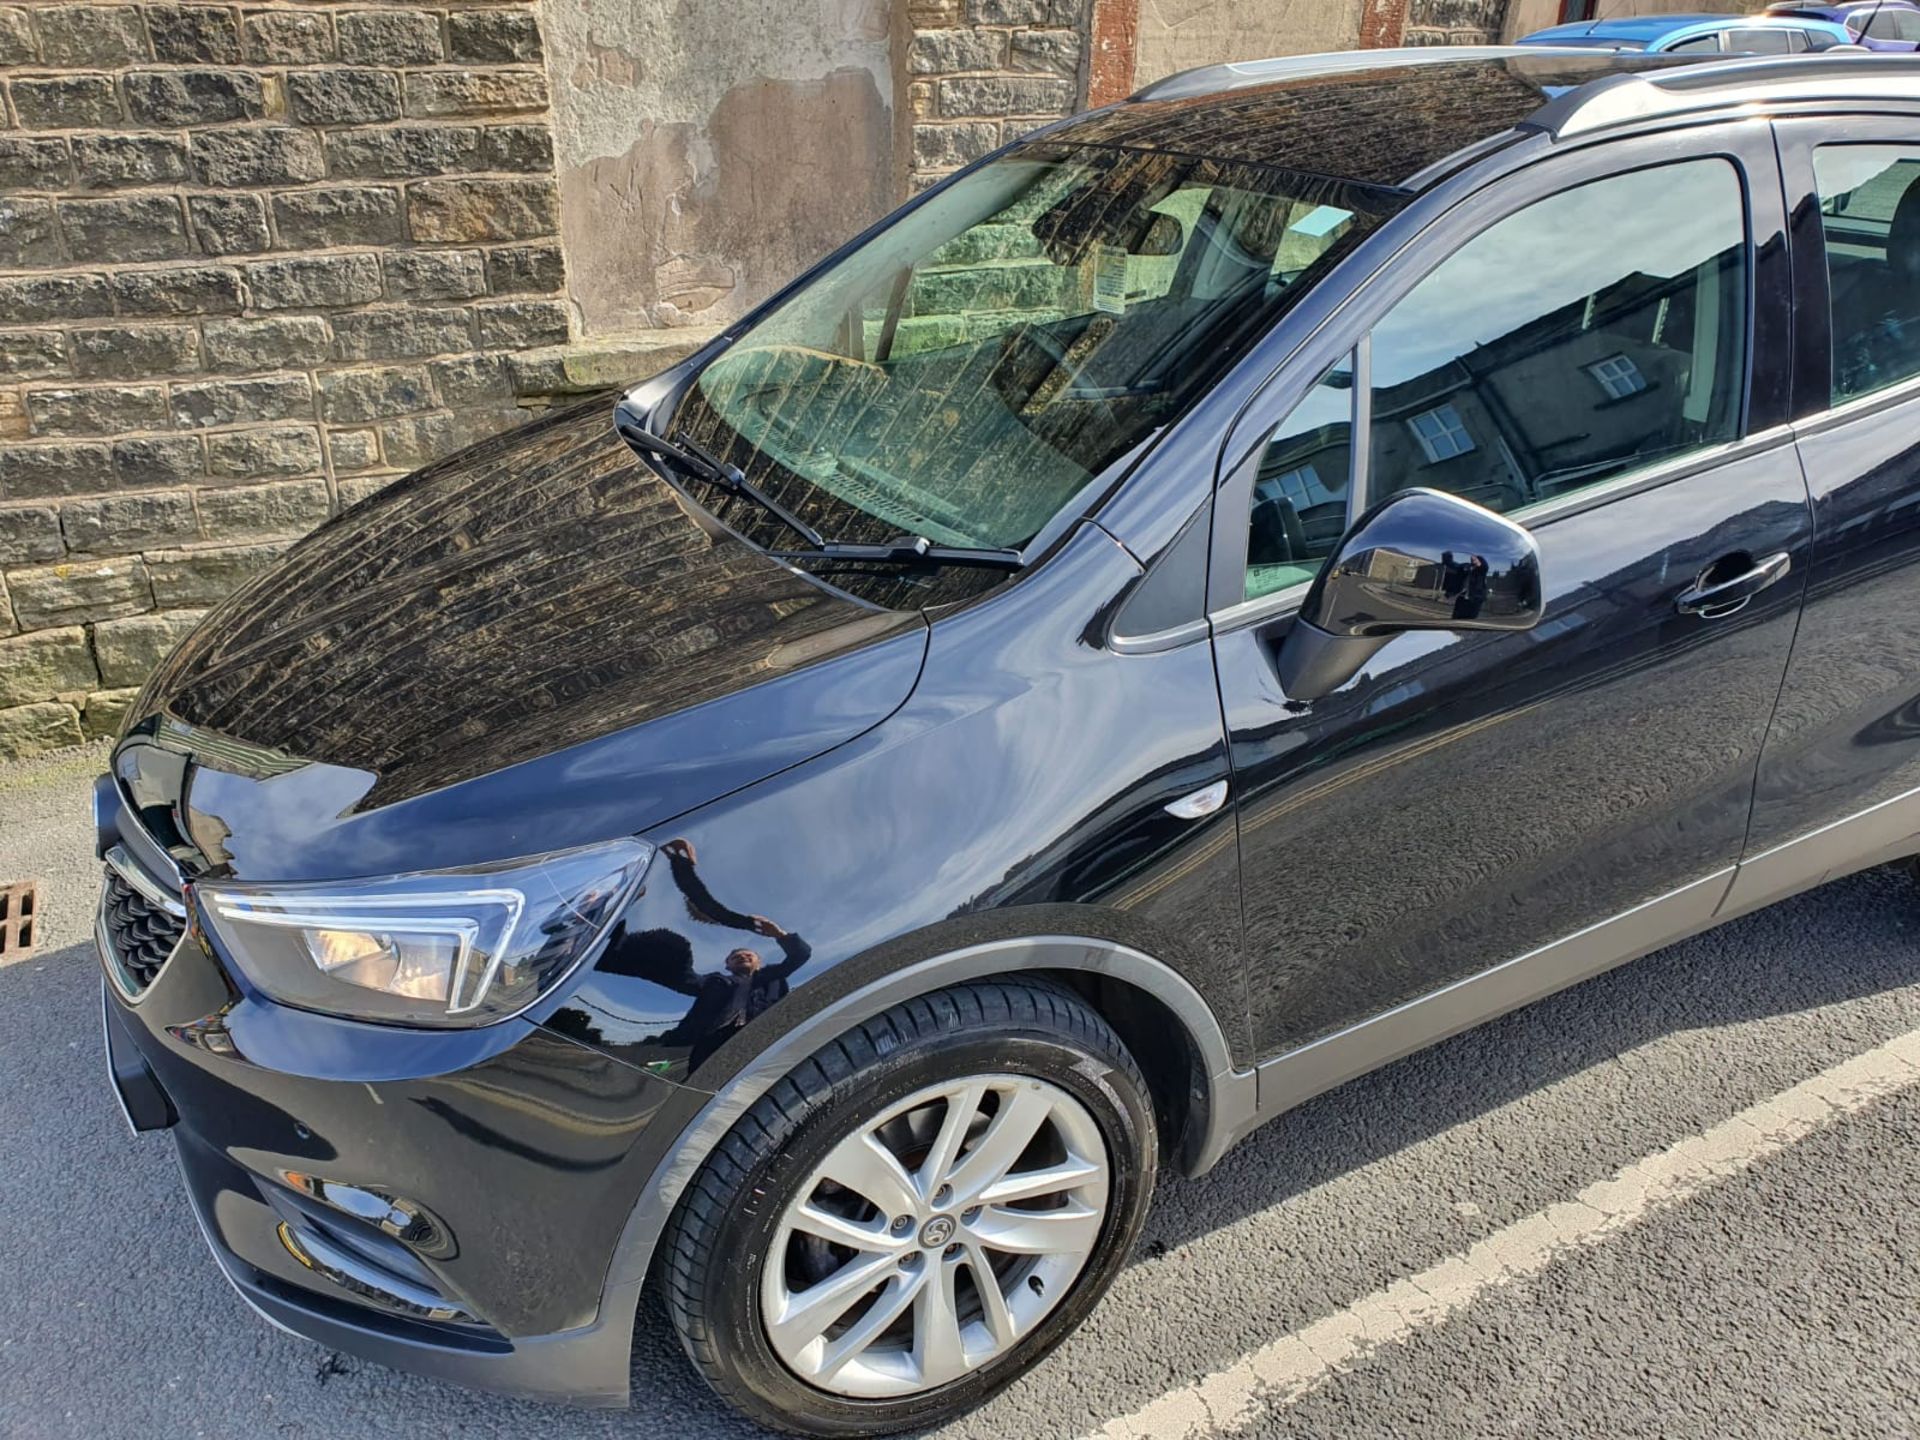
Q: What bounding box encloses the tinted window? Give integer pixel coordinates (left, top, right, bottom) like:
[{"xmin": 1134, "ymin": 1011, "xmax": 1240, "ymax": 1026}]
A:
[
  {"xmin": 1666, "ymin": 34, "xmax": 1724, "ymax": 52},
  {"xmin": 1366, "ymin": 159, "xmax": 1748, "ymax": 517},
  {"xmin": 1725, "ymin": 27, "xmax": 1796, "ymax": 52},
  {"xmin": 1244, "ymin": 358, "xmax": 1354, "ymax": 599},
  {"xmin": 1816, "ymin": 145, "xmax": 1920, "ymax": 403}
]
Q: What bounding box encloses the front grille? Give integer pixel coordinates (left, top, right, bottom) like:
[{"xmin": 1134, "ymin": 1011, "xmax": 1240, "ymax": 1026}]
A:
[{"xmin": 102, "ymin": 871, "xmax": 185, "ymax": 994}]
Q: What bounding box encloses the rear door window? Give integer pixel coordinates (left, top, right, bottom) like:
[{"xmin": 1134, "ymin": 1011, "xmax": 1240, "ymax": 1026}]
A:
[
  {"xmin": 1814, "ymin": 145, "xmax": 1920, "ymax": 403},
  {"xmin": 1725, "ymin": 28, "xmax": 1796, "ymax": 52},
  {"xmin": 1365, "ymin": 159, "xmax": 1749, "ymax": 515}
]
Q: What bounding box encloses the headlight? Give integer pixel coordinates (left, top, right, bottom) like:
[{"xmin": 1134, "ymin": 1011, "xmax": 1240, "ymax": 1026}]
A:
[{"xmin": 198, "ymin": 839, "xmax": 653, "ymax": 1027}]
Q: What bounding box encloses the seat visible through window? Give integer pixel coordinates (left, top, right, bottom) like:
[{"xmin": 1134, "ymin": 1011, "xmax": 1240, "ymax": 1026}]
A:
[
  {"xmin": 1244, "ymin": 359, "xmax": 1353, "ymax": 599},
  {"xmin": 1816, "ymin": 146, "xmax": 1920, "ymax": 404}
]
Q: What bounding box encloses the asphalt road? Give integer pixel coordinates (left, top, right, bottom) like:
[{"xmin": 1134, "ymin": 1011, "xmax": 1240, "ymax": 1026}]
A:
[{"xmin": 4, "ymin": 743, "xmax": 1919, "ymax": 1439}]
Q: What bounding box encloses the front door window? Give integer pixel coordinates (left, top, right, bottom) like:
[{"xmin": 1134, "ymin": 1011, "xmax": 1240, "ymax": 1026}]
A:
[
  {"xmin": 1367, "ymin": 158, "xmax": 1749, "ymax": 515},
  {"xmin": 1235, "ymin": 159, "xmax": 1750, "ymax": 605}
]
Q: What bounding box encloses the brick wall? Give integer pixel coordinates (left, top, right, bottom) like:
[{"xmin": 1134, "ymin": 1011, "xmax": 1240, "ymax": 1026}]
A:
[
  {"xmin": 0, "ymin": 1, "xmax": 565, "ymax": 759},
  {"xmin": 906, "ymin": 0, "xmax": 1090, "ymax": 194}
]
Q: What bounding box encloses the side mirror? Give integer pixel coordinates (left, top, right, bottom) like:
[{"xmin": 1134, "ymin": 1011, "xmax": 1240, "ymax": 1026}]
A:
[{"xmin": 1277, "ymin": 487, "xmax": 1543, "ymax": 700}]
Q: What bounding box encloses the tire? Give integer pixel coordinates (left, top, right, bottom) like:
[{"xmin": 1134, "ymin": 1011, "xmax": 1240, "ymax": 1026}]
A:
[{"xmin": 658, "ymin": 979, "xmax": 1158, "ymax": 1437}]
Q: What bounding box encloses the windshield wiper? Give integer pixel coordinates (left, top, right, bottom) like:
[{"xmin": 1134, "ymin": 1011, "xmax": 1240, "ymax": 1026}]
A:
[
  {"xmin": 615, "ymin": 416, "xmax": 827, "ymax": 550},
  {"xmin": 766, "ymin": 537, "xmax": 1025, "ymax": 572},
  {"xmin": 615, "ymin": 415, "xmax": 1022, "ymax": 573}
]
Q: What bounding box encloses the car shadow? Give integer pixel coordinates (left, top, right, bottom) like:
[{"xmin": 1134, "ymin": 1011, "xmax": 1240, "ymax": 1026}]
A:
[{"xmin": 4, "ymin": 863, "xmax": 1916, "ymax": 1440}]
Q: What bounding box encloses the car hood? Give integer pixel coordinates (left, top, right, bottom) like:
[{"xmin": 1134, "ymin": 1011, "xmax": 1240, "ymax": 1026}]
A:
[{"xmin": 116, "ymin": 399, "xmax": 927, "ymax": 884}]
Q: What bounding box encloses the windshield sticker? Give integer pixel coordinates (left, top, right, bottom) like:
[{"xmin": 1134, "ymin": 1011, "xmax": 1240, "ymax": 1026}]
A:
[
  {"xmin": 1290, "ymin": 205, "xmax": 1354, "ymax": 239},
  {"xmin": 1092, "ymin": 243, "xmax": 1128, "ymax": 315}
]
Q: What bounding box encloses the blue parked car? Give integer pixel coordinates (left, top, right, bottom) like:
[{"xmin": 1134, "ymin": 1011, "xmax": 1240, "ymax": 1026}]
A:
[
  {"xmin": 1520, "ymin": 11, "xmax": 1858, "ymax": 52},
  {"xmin": 1765, "ymin": 2, "xmax": 1920, "ymax": 49}
]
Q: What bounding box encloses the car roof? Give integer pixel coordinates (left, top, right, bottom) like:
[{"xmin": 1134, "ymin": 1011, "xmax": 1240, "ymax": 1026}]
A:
[
  {"xmin": 1044, "ymin": 47, "xmax": 1920, "ymax": 194},
  {"xmin": 1052, "ymin": 50, "xmax": 1670, "ymax": 190},
  {"xmin": 1526, "ymin": 14, "xmax": 1734, "ymax": 43}
]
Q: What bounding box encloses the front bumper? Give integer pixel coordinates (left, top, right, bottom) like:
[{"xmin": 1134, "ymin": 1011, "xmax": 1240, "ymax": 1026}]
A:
[
  {"xmin": 94, "ymin": 837, "xmax": 695, "ymax": 1407},
  {"xmin": 167, "ymin": 1121, "xmax": 640, "ymax": 1407}
]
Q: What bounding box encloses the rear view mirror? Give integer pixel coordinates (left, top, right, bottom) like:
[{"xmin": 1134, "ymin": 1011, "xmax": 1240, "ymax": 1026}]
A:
[{"xmin": 1278, "ymin": 487, "xmax": 1543, "ymax": 700}]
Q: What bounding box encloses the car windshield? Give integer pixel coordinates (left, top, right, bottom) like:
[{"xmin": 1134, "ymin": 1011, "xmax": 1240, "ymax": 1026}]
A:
[{"xmin": 669, "ymin": 142, "xmax": 1400, "ymax": 553}]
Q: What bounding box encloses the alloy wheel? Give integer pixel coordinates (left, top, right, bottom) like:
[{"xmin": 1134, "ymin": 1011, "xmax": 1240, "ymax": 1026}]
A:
[{"xmin": 758, "ymin": 1073, "xmax": 1111, "ymax": 1398}]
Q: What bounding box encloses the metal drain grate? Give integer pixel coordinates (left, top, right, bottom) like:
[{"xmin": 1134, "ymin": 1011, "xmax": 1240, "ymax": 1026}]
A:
[{"xmin": 0, "ymin": 881, "xmax": 38, "ymax": 960}]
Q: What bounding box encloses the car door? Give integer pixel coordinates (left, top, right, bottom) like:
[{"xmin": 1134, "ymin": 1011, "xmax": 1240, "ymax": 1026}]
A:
[
  {"xmin": 1207, "ymin": 123, "xmax": 1814, "ymax": 1061},
  {"xmin": 1732, "ymin": 114, "xmax": 1920, "ymax": 907}
]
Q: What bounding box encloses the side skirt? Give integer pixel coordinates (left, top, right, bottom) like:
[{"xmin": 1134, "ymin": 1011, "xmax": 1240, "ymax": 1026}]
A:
[
  {"xmin": 1219, "ymin": 869, "xmax": 1735, "ymax": 1153},
  {"xmin": 1209, "ymin": 778, "xmax": 1920, "ymax": 1166},
  {"xmin": 1718, "ymin": 778, "xmax": 1920, "ymax": 920}
]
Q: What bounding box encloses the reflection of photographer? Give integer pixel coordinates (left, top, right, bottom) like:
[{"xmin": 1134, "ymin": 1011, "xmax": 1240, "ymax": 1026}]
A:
[
  {"xmin": 601, "ymin": 838, "xmax": 812, "ymax": 1072},
  {"xmin": 1439, "ymin": 551, "xmax": 1490, "ymax": 622}
]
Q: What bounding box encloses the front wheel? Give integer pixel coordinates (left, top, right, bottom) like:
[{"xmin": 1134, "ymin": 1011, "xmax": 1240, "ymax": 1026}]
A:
[{"xmin": 658, "ymin": 980, "xmax": 1157, "ymax": 1437}]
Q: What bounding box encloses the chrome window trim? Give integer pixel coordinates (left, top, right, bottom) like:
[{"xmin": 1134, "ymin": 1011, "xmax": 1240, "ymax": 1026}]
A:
[
  {"xmin": 1108, "ymin": 616, "xmax": 1213, "ymax": 655},
  {"xmin": 1493, "ymin": 421, "xmax": 1801, "ymax": 530},
  {"xmin": 1209, "ymin": 580, "xmax": 1312, "ymax": 637},
  {"xmin": 1349, "ymin": 332, "xmax": 1373, "ymax": 515},
  {"xmin": 1794, "ymin": 359, "xmax": 1920, "ymax": 439},
  {"xmin": 1204, "ymin": 423, "xmax": 1802, "ymax": 638}
]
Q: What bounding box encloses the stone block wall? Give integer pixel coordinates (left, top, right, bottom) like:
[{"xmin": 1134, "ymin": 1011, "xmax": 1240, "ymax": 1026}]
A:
[
  {"xmin": 0, "ymin": 0, "xmax": 565, "ymax": 759},
  {"xmin": 906, "ymin": 0, "xmax": 1091, "ymax": 193},
  {"xmin": 0, "ymin": 0, "xmax": 1590, "ymax": 764}
]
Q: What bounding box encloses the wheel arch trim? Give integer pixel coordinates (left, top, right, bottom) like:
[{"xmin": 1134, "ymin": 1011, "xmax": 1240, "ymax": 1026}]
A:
[{"xmin": 600, "ymin": 935, "xmax": 1255, "ymax": 1307}]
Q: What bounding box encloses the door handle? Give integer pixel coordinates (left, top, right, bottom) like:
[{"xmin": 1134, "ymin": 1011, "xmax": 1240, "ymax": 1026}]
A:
[{"xmin": 1675, "ymin": 551, "xmax": 1792, "ymax": 619}]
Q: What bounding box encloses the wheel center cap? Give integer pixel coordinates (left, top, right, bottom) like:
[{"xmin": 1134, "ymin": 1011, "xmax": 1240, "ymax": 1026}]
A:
[{"xmin": 919, "ymin": 1215, "xmax": 956, "ymax": 1248}]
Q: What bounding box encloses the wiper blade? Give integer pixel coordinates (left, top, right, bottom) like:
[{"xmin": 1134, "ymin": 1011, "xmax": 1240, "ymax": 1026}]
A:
[
  {"xmin": 615, "ymin": 416, "xmax": 826, "ymax": 549},
  {"xmin": 767, "ymin": 537, "xmax": 1025, "ymax": 572},
  {"xmin": 615, "ymin": 416, "xmax": 1021, "ymax": 573}
]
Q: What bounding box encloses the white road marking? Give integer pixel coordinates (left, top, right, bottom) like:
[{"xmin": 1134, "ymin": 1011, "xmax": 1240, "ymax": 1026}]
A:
[{"xmin": 1089, "ymin": 1026, "xmax": 1920, "ymax": 1440}]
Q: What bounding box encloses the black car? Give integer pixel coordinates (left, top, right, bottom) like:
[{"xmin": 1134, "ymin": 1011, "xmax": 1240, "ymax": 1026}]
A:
[{"xmin": 93, "ymin": 45, "xmax": 1920, "ymax": 1436}]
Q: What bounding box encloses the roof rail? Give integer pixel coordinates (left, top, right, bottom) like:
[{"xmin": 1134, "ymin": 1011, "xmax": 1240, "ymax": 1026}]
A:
[
  {"xmin": 1130, "ymin": 45, "xmax": 1550, "ymax": 103},
  {"xmin": 1536, "ymin": 52, "xmax": 1920, "ymax": 139}
]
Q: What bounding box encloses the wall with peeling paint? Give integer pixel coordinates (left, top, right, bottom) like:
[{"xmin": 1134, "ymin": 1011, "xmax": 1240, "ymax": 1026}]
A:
[
  {"xmin": 1132, "ymin": 0, "xmax": 1373, "ymax": 88},
  {"xmin": 541, "ymin": 0, "xmax": 896, "ymax": 337}
]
